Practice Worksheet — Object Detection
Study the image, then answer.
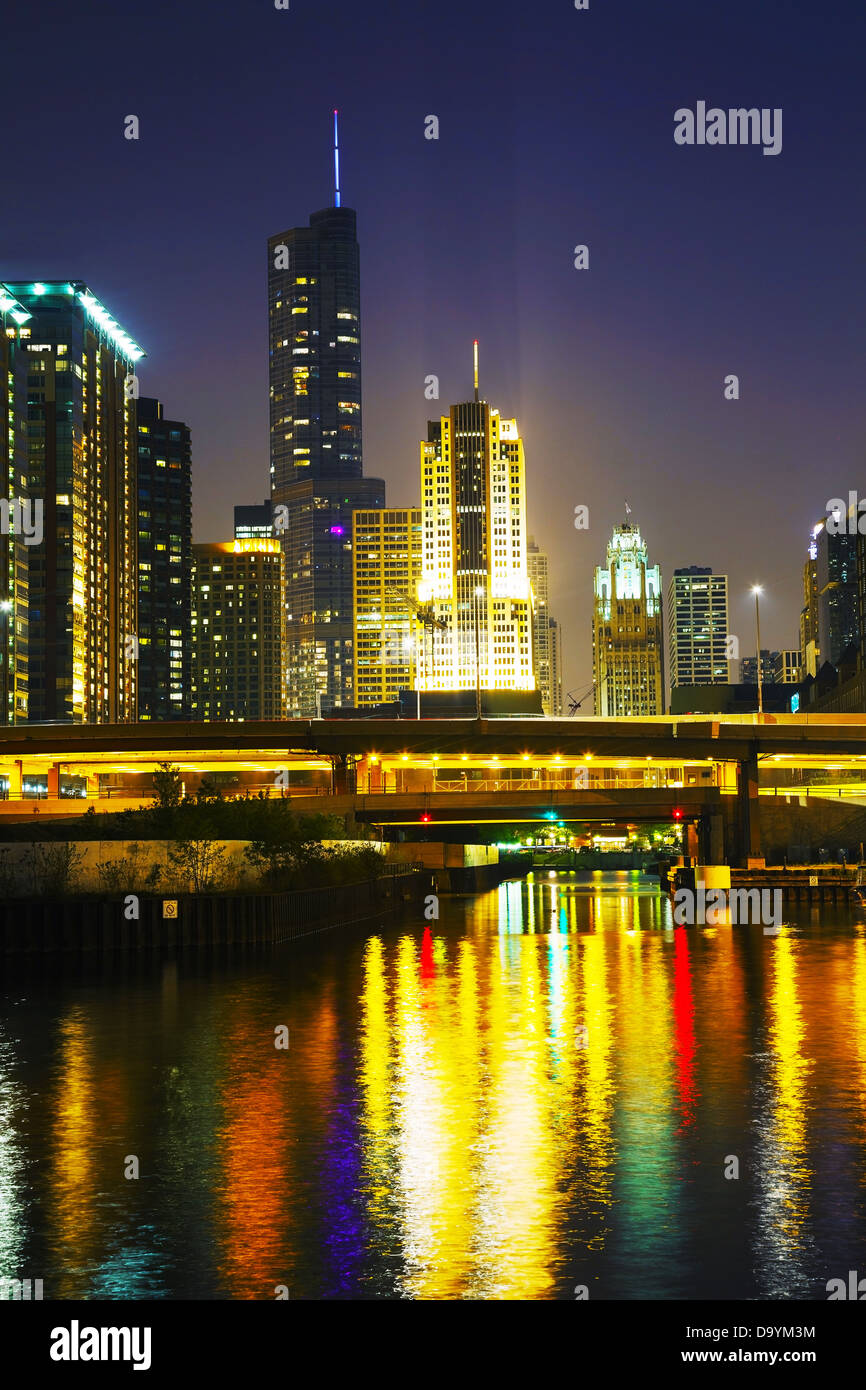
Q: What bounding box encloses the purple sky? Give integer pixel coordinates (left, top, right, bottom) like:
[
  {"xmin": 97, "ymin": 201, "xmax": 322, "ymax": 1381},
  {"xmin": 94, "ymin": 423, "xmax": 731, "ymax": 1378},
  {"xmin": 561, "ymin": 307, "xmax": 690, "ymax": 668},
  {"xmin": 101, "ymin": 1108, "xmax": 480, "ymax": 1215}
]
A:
[{"xmin": 5, "ymin": 0, "xmax": 866, "ymax": 699}]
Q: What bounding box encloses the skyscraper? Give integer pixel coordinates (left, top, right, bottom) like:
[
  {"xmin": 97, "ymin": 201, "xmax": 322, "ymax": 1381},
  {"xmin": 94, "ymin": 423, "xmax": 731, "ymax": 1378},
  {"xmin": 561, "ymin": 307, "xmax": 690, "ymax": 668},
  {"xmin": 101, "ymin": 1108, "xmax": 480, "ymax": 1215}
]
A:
[
  {"xmin": 527, "ymin": 537, "xmax": 563, "ymax": 715},
  {"xmin": 267, "ymin": 126, "xmax": 385, "ymax": 715},
  {"xmin": 593, "ymin": 519, "xmax": 663, "ymax": 716},
  {"xmin": 415, "ymin": 355, "xmax": 534, "ymax": 696},
  {"xmin": 0, "ymin": 288, "xmax": 30, "ymax": 724},
  {"xmin": 667, "ymin": 567, "xmax": 729, "ymax": 688},
  {"xmin": 815, "ymin": 516, "xmax": 858, "ymax": 669},
  {"xmin": 800, "ymin": 535, "xmax": 820, "ymax": 679},
  {"xmin": 353, "ymin": 507, "xmax": 423, "ymax": 706},
  {"xmin": 136, "ymin": 398, "xmax": 192, "ymax": 721},
  {"xmin": 1, "ymin": 280, "xmax": 142, "ymax": 723},
  {"xmin": 190, "ymin": 539, "xmax": 286, "ymax": 721}
]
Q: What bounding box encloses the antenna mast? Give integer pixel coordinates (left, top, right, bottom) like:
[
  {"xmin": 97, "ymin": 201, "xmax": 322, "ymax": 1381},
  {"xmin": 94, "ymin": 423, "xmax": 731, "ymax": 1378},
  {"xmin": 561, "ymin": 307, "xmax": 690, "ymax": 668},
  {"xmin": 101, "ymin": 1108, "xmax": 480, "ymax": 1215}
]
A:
[
  {"xmin": 473, "ymin": 339, "xmax": 479, "ymax": 402},
  {"xmin": 333, "ymin": 109, "xmax": 341, "ymax": 207}
]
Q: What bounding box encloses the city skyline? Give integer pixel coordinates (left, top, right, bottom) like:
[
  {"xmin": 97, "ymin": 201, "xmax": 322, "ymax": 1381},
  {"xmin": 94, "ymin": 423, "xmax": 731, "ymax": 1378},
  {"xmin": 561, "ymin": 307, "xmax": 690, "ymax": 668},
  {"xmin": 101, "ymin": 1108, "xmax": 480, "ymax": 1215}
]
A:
[{"xmin": 4, "ymin": 0, "xmax": 863, "ymax": 702}]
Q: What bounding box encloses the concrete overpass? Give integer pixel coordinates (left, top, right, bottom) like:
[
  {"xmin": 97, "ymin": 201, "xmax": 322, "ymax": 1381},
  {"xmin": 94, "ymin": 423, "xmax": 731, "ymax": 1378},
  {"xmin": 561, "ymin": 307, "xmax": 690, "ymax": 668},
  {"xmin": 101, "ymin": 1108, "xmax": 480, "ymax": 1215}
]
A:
[{"xmin": 3, "ymin": 713, "xmax": 866, "ymax": 865}]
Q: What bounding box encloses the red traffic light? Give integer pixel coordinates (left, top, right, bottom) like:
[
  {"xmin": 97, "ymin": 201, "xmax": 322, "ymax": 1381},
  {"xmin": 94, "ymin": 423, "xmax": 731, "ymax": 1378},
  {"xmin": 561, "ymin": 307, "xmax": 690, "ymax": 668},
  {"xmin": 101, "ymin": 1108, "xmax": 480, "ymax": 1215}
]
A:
[
  {"xmin": 420, "ymin": 812, "xmax": 431, "ymax": 823},
  {"xmin": 673, "ymin": 808, "xmax": 683, "ymax": 820}
]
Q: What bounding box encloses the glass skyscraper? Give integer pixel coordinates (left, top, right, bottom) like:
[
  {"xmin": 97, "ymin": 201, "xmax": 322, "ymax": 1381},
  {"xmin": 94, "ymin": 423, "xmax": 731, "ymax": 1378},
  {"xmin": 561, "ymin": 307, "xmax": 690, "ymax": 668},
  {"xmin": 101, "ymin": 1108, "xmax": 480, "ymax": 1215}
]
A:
[
  {"xmin": 1, "ymin": 280, "xmax": 142, "ymax": 723},
  {"xmin": 267, "ymin": 201, "xmax": 384, "ymax": 716}
]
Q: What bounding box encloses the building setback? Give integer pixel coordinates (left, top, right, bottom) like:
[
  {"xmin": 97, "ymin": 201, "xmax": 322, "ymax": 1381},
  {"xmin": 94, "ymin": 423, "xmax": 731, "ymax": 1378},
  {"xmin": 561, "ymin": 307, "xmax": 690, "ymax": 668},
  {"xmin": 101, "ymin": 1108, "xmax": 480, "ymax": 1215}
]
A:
[
  {"xmin": 415, "ymin": 372, "xmax": 534, "ymax": 696},
  {"xmin": 1, "ymin": 280, "xmax": 142, "ymax": 723},
  {"xmin": 593, "ymin": 520, "xmax": 663, "ymax": 716},
  {"xmin": 234, "ymin": 499, "xmax": 272, "ymax": 540},
  {"xmin": 190, "ymin": 540, "xmax": 286, "ymax": 721},
  {"xmin": 667, "ymin": 567, "xmax": 729, "ymax": 688},
  {"xmin": 527, "ymin": 538, "xmax": 563, "ymax": 715},
  {"xmin": 267, "ymin": 197, "xmax": 385, "ymax": 716},
  {"xmin": 0, "ymin": 288, "xmax": 31, "ymax": 723},
  {"xmin": 353, "ymin": 507, "xmax": 423, "ymax": 707},
  {"xmin": 136, "ymin": 398, "xmax": 192, "ymax": 721}
]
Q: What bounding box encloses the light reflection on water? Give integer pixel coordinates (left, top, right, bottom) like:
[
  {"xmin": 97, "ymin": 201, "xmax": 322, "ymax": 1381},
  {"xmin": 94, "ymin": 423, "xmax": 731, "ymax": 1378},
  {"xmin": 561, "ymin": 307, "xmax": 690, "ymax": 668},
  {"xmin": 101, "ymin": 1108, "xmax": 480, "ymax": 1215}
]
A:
[{"xmin": 1, "ymin": 870, "xmax": 865, "ymax": 1300}]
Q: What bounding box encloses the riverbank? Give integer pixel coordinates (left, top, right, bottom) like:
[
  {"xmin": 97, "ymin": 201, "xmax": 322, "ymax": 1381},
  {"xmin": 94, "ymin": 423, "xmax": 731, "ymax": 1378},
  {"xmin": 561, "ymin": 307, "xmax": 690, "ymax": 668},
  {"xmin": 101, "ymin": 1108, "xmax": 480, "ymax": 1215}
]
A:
[{"xmin": 0, "ymin": 870, "xmax": 427, "ymax": 953}]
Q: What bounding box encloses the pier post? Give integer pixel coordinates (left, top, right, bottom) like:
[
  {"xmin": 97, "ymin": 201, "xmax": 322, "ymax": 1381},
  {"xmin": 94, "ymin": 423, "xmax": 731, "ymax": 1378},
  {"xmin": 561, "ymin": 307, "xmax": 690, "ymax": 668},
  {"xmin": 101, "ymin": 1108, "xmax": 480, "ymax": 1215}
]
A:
[{"xmin": 737, "ymin": 749, "xmax": 763, "ymax": 867}]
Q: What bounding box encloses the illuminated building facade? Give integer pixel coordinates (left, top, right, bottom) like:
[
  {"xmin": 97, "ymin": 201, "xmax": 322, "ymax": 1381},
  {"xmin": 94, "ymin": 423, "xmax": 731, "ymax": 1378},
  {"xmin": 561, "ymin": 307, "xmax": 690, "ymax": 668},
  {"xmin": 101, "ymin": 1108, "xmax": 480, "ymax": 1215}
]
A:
[
  {"xmin": 353, "ymin": 507, "xmax": 423, "ymax": 706},
  {"xmin": 234, "ymin": 499, "xmax": 272, "ymax": 540},
  {"xmin": 526, "ymin": 538, "xmax": 563, "ymax": 714},
  {"xmin": 593, "ymin": 520, "xmax": 663, "ymax": 716},
  {"xmin": 667, "ymin": 567, "xmax": 729, "ymax": 687},
  {"xmin": 416, "ymin": 369, "xmax": 533, "ymax": 694},
  {"xmin": 800, "ymin": 534, "xmax": 820, "ymax": 679},
  {"xmin": 0, "ymin": 288, "xmax": 30, "ymax": 723},
  {"xmin": 267, "ymin": 195, "xmax": 385, "ymax": 715},
  {"xmin": 1, "ymin": 280, "xmax": 142, "ymax": 723},
  {"xmin": 136, "ymin": 398, "xmax": 191, "ymax": 721},
  {"xmin": 190, "ymin": 540, "xmax": 287, "ymax": 721}
]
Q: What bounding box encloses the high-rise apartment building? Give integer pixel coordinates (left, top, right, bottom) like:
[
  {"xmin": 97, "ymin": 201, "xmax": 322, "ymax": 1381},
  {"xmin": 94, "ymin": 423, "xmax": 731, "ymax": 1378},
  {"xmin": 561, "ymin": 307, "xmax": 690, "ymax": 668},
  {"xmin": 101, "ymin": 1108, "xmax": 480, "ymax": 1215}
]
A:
[
  {"xmin": 593, "ymin": 520, "xmax": 663, "ymax": 716},
  {"xmin": 190, "ymin": 539, "xmax": 286, "ymax": 721},
  {"xmin": 234, "ymin": 499, "xmax": 272, "ymax": 540},
  {"xmin": 415, "ymin": 368, "xmax": 534, "ymax": 695},
  {"xmin": 1, "ymin": 281, "xmax": 142, "ymax": 723},
  {"xmin": 0, "ymin": 288, "xmax": 31, "ymax": 723},
  {"xmin": 353, "ymin": 507, "xmax": 423, "ymax": 706},
  {"xmin": 267, "ymin": 179, "xmax": 385, "ymax": 716},
  {"xmin": 527, "ymin": 537, "xmax": 563, "ymax": 714},
  {"xmin": 667, "ymin": 567, "xmax": 729, "ymax": 688},
  {"xmin": 136, "ymin": 398, "xmax": 191, "ymax": 721}
]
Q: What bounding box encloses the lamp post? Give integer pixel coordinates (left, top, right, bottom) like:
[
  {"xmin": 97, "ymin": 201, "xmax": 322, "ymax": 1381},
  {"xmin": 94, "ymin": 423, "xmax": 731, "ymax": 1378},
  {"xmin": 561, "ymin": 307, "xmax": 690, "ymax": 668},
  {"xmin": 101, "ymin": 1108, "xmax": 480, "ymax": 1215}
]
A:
[
  {"xmin": 751, "ymin": 585, "xmax": 763, "ymax": 715},
  {"xmin": 474, "ymin": 584, "xmax": 484, "ymax": 720},
  {"xmin": 0, "ymin": 599, "xmax": 11, "ymax": 727}
]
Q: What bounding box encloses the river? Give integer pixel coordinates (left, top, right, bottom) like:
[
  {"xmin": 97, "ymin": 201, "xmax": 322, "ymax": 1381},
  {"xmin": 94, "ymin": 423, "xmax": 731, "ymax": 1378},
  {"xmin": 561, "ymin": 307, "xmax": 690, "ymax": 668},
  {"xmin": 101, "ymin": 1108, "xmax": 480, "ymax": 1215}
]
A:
[{"xmin": 1, "ymin": 870, "xmax": 865, "ymax": 1300}]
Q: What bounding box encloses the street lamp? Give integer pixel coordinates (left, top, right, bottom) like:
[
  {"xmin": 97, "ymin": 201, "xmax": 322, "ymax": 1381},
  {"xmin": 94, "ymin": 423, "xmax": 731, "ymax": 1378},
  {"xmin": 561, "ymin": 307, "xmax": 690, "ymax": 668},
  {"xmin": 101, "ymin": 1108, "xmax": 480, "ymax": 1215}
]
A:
[
  {"xmin": 751, "ymin": 585, "xmax": 763, "ymax": 715},
  {"xmin": 473, "ymin": 584, "xmax": 485, "ymax": 720},
  {"xmin": 0, "ymin": 599, "xmax": 11, "ymax": 724}
]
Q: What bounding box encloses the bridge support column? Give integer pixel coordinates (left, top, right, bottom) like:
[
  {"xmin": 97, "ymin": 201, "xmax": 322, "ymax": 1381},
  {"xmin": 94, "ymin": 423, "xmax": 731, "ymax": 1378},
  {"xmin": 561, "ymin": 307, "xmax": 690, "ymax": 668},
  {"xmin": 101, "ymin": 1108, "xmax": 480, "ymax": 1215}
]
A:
[
  {"xmin": 46, "ymin": 762, "xmax": 60, "ymax": 797},
  {"xmin": 331, "ymin": 755, "xmax": 355, "ymax": 796},
  {"xmin": 737, "ymin": 750, "xmax": 764, "ymax": 867},
  {"xmin": 9, "ymin": 760, "xmax": 23, "ymax": 799}
]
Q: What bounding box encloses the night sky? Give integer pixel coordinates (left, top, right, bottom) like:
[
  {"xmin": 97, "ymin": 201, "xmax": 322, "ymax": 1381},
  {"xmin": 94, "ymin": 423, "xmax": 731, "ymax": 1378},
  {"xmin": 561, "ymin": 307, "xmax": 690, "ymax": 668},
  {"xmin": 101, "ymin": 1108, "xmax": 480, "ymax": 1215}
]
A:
[{"xmin": 5, "ymin": 0, "xmax": 865, "ymax": 700}]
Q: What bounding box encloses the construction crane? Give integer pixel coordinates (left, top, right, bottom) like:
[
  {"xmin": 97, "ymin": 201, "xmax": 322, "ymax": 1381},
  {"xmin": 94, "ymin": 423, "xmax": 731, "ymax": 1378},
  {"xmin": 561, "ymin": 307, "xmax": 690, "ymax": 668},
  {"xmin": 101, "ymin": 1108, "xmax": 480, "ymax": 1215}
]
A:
[
  {"xmin": 385, "ymin": 585, "xmax": 448, "ymax": 689},
  {"xmin": 567, "ymin": 681, "xmax": 596, "ymax": 715}
]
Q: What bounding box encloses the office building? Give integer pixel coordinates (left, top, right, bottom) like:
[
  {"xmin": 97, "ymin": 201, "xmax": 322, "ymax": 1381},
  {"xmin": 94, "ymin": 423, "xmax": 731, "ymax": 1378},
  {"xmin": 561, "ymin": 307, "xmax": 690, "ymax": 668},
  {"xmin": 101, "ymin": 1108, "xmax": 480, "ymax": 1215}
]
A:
[
  {"xmin": 0, "ymin": 288, "xmax": 30, "ymax": 723},
  {"xmin": 190, "ymin": 539, "xmax": 286, "ymax": 721},
  {"xmin": 800, "ymin": 539, "xmax": 820, "ymax": 679},
  {"xmin": 1, "ymin": 280, "xmax": 142, "ymax": 723},
  {"xmin": 592, "ymin": 519, "xmax": 664, "ymax": 716},
  {"xmin": 267, "ymin": 146, "xmax": 385, "ymax": 716},
  {"xmin": 136, "ymin": 398, "xmax": 192, "ymax": 721},
  {"xmin": 353, "ymin": 507, "xmax": 423, "ymax": 706},
  {"xmin": 527, "ymin": 538, "xmax": 563, "ymax": 715},
  {"xmin": 415, "ymin": 360, "xmax": 534, "ymax": 696},
  {"xmin": 234, "ymin": 499, "xmax": 272, "ymax": 540},
  {"xmin": 667, "ymin": 567, "xmax": 729, "ymax": 687}
]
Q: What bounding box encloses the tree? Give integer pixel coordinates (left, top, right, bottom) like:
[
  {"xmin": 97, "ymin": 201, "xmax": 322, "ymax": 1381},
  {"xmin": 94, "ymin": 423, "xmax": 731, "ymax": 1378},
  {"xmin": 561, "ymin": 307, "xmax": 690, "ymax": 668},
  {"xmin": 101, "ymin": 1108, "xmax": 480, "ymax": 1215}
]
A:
[
  {"xmin": 168, "ymin": 838, "xmax": 227, "ymax": 892},
  {"xmin": 151, "ymin": 762, "xmax": 183, "ymax": 810}
]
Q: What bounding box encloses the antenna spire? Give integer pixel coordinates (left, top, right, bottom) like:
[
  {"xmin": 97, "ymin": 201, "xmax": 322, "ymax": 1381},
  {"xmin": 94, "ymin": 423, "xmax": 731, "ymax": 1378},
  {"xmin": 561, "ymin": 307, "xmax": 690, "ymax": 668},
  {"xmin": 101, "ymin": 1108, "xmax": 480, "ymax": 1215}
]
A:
[
  {"xmin": 473, "ymin": 339, "xmax": 479, "ymax": 402},
  {"xmin": 333, "ymin": 109, "xmax": 341, "ymax": 207}
]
